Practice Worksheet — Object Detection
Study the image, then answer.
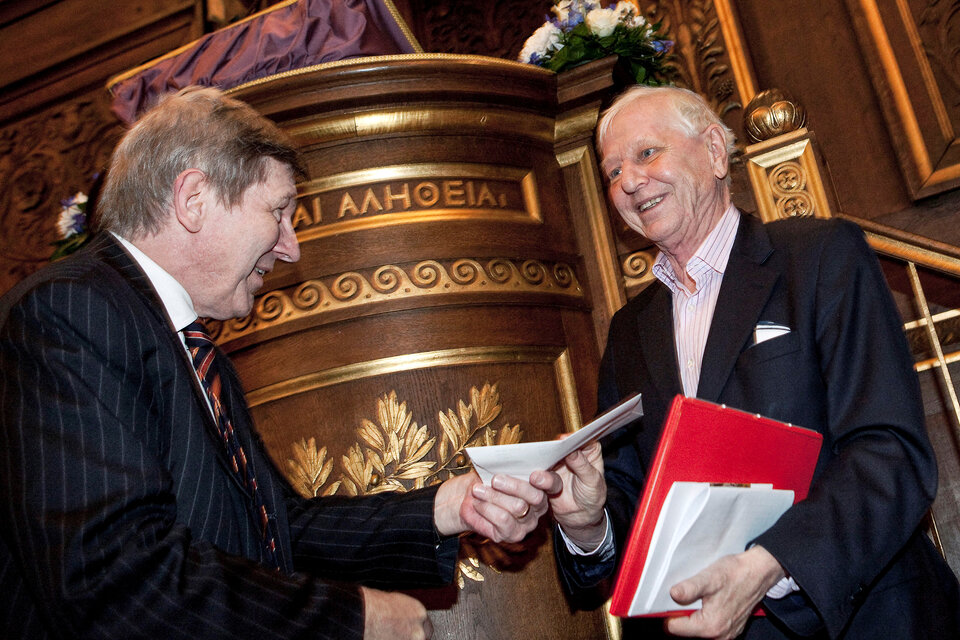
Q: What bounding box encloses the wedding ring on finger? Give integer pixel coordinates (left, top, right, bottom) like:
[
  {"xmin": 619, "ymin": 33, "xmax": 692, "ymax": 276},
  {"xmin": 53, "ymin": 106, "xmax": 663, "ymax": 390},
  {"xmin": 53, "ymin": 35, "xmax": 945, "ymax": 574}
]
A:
[{"xmin": 518, "ymin": 504, "xmax": 531, "ymax": 519}]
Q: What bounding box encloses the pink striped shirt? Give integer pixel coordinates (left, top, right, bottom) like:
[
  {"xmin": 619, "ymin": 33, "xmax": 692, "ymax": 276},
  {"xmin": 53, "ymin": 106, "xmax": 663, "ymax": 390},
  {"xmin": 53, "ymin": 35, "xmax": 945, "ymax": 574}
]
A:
[{"xmin": 652, "ymin": 205, "xmax": 740, "ymax": 397}]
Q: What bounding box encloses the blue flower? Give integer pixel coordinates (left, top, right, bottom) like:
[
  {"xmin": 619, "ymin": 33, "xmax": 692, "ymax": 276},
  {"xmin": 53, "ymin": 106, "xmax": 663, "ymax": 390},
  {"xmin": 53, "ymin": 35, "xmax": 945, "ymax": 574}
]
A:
[{"xmin": 57, "ymin": 192, "xmax": 88, "ymax": 239}]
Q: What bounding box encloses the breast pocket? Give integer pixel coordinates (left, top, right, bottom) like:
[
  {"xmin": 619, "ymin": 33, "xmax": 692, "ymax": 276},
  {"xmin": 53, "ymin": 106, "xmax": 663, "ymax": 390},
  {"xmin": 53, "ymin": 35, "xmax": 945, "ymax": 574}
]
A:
[{"xmin": 738, "ymin": 331, "xmax": 801, "ymax": 367}]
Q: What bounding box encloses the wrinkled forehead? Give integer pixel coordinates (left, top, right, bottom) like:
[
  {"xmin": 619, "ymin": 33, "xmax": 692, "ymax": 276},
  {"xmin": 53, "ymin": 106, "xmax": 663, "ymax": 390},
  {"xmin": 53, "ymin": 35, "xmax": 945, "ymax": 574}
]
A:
[{"xmin": 599, "ymin": 100, "xmax": 689, "ymax": 161}]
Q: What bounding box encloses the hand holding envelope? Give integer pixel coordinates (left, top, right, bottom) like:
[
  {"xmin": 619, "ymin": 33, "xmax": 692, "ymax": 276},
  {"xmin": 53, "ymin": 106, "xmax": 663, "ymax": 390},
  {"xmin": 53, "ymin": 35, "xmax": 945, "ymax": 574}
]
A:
[{"xmin": 465, "ymin": 394, "xmax": 642, "ymax": 485}]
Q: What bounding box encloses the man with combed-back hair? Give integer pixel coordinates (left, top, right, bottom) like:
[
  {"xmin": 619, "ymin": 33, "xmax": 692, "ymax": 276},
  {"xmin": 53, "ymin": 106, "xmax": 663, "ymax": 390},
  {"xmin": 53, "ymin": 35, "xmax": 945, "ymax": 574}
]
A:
[
  {"xmin": 532, "ymin": 85, "xmax": 960, "ymax": 639},
  {"xmin": 0, "ymin": 86, "xmax": 552, "ymax": 640}
]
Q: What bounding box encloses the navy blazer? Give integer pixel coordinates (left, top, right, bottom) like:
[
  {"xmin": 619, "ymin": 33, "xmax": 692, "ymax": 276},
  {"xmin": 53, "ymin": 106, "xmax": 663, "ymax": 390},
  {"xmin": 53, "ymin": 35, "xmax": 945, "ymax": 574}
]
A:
[
  {"xmin": 557, "ymin": 214, "xmax": 960, "ymax": 639},
  {"xmin": 0, "ymin": 233, "xmax": 457, "ymax": 639}
]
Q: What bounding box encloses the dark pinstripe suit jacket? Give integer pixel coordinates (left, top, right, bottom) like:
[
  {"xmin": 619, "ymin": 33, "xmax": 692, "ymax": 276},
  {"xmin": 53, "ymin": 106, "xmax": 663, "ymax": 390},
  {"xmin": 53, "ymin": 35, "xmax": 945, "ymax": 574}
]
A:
[{"xmin": 0, "ymin": 233, "xmax": 457, "ymax": 639}]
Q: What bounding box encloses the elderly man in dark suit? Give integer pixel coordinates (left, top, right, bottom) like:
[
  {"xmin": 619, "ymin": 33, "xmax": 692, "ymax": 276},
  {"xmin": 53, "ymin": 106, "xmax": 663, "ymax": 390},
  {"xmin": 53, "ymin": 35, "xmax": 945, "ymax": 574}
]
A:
[
  {"xmin": 536, "ymin": 85, "xmax": 960, "ymax": 639},
  {"xmin": 0, "ymin": 86, "xmax": 550, "ymax": 640}
]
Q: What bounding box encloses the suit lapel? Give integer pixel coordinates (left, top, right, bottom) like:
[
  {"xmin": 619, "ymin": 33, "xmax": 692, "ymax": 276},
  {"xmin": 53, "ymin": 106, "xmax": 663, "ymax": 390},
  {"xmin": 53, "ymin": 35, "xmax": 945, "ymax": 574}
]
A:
[
  {"xmin": 94, "ymin": 233, "xmax": 247, "ymax": 490},
  {"xmin": 697, "ymin": 214, "xmax": 778, "ymax": 402}
]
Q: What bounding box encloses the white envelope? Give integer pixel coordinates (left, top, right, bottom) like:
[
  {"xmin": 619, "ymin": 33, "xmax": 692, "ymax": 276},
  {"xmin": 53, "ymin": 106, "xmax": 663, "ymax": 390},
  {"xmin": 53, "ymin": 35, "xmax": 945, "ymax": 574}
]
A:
[{"xmin": 466, "ymin": 394, "xmax": 642, "ymax": 484}]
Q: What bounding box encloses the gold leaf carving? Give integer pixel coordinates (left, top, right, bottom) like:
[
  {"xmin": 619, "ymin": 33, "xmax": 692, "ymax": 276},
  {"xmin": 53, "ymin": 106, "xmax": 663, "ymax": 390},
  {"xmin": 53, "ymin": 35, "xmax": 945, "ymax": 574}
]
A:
[
  {"xmin": 285, "ymin": 382, "xmax": 524, "ymax": 585},
  {"xmin": 287, "ymin": 438, "xmax": 341, "ymax": 498}
]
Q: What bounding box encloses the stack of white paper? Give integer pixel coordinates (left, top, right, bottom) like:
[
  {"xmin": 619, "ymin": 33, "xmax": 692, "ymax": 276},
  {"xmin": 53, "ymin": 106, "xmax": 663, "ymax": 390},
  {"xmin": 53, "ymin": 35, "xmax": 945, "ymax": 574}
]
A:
[{"xmin": 631, "ymin": 482, "xmax": 794, "ymax": 616}]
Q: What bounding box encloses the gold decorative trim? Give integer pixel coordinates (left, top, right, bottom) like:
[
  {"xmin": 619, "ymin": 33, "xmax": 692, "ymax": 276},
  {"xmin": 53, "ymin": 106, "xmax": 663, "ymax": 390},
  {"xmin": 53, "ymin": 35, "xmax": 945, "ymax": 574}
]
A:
[
  {"xmin": 863, "ymin": 233, "xmax": 960, "ymax": 279},
  {"xmin": 380, "ymin": 0, "xmax": 424, "ymax": 53},
  {"xmin": 555, "ymin": 108, "xmax": 602, "ymax": 144},
  {"xmin": 553, "ymin": 349, "xmax": 583, "ymax": 434},
  {"xmin": 853, "ymin": 215, "xmax": 960, "ymax": 278},
  {"xmin": 859, "ymin": 0, "xmax": 932, "ymax": 176},
  {"xmin": 743, "ymin": 89, "xmax": 807, "ymax": 143},
  {"xmin": 712, "ymin": 0, "xmax": 759, "ymax": 104},
  {"xmin": 287, "ymin": 384, "xmax": 523, "ymax": 498},
  {"xmin": 294, "ymin": 163, "xmax": 541, "ymax": 242},
  {"xmin": 227, "ymin": 52, "xmax": 554, "ymax": 94},
  {"xmin": 247, "ymin": 346, "xmax": 582, "ymax": 434},
  {"xmin": 743, "ymin": 128, "xmax": 834, "ymax": 222},
  {"xmin": 284, "ymin": 106, "xmax": 555, "ymax": 146},
  {"xmin": 557, "ymin": 147, "xmax": 626, "ymax": 318},
  {"xmin": 210, "ymin": 258, "xmax": 583, "ymax": 344}
]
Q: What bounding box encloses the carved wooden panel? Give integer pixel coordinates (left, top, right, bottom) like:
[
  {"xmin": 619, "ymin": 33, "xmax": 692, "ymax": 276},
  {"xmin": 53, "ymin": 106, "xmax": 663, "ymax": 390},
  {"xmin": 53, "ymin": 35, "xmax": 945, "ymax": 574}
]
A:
[
  {"xmin": 846, "ymin": 0, "xmax": 960, "ymax": 199},
  {"xmin": 401, "ymin": 0, "xmax": 546, "ymax": 60},
  {"xmin": 0, "ymin": 93, "xmax": 122, "ymax": 295},
  {"xmin": 0, "ymin": 0, "xmax": 200, "ymax": 124},
  {"xmin": 0, "ymin": 0, "xmax": 203, "ymax": 297}
]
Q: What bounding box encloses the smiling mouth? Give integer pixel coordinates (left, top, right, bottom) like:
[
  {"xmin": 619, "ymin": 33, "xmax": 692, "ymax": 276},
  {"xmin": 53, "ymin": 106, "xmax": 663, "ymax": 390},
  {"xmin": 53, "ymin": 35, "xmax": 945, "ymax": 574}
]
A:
[{"xmin": 639, "ymin": 196, "xmax": 664, "ymax": 212}]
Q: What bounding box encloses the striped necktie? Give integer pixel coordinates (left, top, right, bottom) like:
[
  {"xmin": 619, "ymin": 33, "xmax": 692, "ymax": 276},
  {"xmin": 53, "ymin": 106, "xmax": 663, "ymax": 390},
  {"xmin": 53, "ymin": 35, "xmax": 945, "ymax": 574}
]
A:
[{"xmin": 182, "ymin": 320, "xmax": 279, "ymax": 569}]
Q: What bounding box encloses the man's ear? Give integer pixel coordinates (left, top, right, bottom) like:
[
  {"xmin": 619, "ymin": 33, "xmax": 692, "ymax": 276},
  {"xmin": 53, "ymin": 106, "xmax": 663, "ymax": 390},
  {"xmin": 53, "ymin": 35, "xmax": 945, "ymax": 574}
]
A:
[
  {"xmin": 704, "ymin": 124, "xmax": 730, "ymax": 181},
  {"xmin": 172, "ymin": 169, "xmax": 208, "ymax": 233}
]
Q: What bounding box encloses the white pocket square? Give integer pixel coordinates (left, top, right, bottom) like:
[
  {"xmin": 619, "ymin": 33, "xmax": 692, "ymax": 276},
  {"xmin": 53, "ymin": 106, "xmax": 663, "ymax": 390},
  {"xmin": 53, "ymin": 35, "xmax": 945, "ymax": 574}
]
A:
[{"xmin": 754, "ymin": 322, "xmax": 791, "ymax": 345}]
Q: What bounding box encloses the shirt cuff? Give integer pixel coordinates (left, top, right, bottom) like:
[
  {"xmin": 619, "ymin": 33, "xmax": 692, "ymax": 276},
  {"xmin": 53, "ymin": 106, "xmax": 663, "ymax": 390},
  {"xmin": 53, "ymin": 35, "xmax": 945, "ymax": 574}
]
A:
[{"xmin": 557, "ymin": 510, "xmax": 615, "ymax": 562}]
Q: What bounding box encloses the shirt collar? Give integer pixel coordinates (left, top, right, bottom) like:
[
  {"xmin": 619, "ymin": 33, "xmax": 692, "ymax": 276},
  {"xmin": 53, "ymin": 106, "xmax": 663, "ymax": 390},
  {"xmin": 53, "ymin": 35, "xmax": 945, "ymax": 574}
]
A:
[
  {"xmin": 112, "ymin": 232, "xmax": 198, "ymax": 332},
  {"xmin": 653, "ymin": 204, "xmax": 740, "ymax": 292}
]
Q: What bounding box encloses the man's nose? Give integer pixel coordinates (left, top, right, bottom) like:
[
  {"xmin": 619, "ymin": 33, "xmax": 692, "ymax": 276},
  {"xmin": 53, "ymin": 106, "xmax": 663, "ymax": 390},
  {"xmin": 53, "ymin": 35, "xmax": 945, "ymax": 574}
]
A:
[
  {"xmin": 275, "ymin": 220, "xmax": 301, "ymax": 263},
  {"xmin": 619, "ymin": 162, "xmax": 647, "ymax": 193}
]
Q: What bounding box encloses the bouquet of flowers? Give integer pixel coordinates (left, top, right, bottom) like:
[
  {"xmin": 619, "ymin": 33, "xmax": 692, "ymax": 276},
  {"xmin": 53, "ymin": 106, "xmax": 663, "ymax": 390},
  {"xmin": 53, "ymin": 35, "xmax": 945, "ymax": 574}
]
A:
[
  {"xmin": 518, "ymin": 0, "xmax": 671, "ymax": 84},
  {"xmin": 50, "ymin": 191, "xmax": 90, "ymax": 261}
]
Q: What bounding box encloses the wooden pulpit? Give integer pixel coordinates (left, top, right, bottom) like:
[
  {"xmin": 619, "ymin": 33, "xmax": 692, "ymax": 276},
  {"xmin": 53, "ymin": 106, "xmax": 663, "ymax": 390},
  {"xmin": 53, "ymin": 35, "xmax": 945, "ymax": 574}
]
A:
[{"xmin": 211, "ymin": 53, "xmax": 624, "ymax": 639}]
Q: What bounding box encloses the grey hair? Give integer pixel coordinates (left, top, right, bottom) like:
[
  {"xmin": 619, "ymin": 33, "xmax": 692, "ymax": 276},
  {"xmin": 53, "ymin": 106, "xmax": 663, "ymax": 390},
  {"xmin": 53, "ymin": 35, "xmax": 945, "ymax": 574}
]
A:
[
  {"xmin": 97, "ymin": 86, "xmax": 305, "ymax": 238},
  {"xmin": 596, "ymin": 85, "xmax": 737, "ymax": 160}
]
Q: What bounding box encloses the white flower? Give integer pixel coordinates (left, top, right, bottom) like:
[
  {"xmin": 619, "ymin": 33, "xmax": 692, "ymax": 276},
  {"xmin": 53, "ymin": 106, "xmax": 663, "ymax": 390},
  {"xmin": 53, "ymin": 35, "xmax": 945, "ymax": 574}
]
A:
[
  {"xmin": 518, "ymin": 21, "xmax": 563, "ymax": 63},
  {"xmin": 615, "ymin": 1, "xmax": 646, "ymax": 28},
  {"xmin": 585, "ymin": 7, "xmax": 619, "ymax": 37},
  {"xmin": 551, "ymin": 0, "xmax": 575, "ymax": 23}
]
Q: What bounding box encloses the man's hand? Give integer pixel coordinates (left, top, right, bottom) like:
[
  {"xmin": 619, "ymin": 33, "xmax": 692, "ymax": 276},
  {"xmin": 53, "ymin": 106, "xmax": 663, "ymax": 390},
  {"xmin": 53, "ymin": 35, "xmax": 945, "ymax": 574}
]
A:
[
  {"xmin": 664, "ymin": 545, "xmax": 785, "ymax": 639},
  {"xmin": 361, "ymin": 587, "xmax": 432, "ymax": 640},
  {"xmin": 531, "ymin": 441, "xmax": 607, "ymax": 550},
  {"xmin": 433, "ymin": 470, "xmax": 549, "ymax": 543}
]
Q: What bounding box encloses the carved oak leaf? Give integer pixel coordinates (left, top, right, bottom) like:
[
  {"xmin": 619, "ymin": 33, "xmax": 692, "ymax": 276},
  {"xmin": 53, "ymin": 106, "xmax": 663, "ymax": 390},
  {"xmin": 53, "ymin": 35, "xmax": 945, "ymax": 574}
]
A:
[
  {"xmin": 457, "ymin": 557, "xmax": 485, "ymax": 589},
  {"xmin": 438, "ymin": 406, "xmax": 469, "ymax": 454},
  {"xmin": 471, "ymin": 382, "xmax": 502, "ymax": 427},
  {"xmin": 496, "ymin": 424, "xmax": 522, "ymax": 445},
  {"xmin": 287, "ymin": 437, "xmax": 340, "ymax": 498}
]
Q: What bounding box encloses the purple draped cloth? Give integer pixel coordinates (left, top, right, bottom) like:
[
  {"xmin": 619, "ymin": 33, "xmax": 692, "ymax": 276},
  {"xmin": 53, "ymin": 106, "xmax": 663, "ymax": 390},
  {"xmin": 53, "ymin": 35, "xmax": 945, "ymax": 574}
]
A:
[{"xmin": 108, "ymin": 0, "xmax": 419, "ymax": 124}]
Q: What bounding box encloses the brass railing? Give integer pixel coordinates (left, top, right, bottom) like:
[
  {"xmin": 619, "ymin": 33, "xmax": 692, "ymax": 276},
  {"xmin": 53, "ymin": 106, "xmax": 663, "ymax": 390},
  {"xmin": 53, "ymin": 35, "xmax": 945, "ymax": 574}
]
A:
[{"xmin": 841, "ymin": 214, "xmax": 960, "ymax": 559}]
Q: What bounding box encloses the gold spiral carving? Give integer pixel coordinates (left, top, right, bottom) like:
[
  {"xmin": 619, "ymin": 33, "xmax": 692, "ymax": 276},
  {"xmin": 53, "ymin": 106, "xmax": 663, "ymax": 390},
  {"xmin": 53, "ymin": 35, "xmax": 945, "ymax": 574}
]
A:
[
  {"xmin": 621, "ymin": 250, "xmax": 658, "ymax": 290},
  {"xmin": 208, "ymin": 257, "xmax": 584, "ymax": 344}
]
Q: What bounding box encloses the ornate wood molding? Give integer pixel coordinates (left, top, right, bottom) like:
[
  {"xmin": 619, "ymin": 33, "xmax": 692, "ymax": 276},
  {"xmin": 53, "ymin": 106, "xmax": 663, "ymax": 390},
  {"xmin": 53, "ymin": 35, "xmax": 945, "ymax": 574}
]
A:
[
  {"xmin": 209, "ymin": 257, "xmax": 585, "ymax": 346},
  {"xmin": 847, "ymin": 0, "xmax": 960, "ymax": 199}
]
